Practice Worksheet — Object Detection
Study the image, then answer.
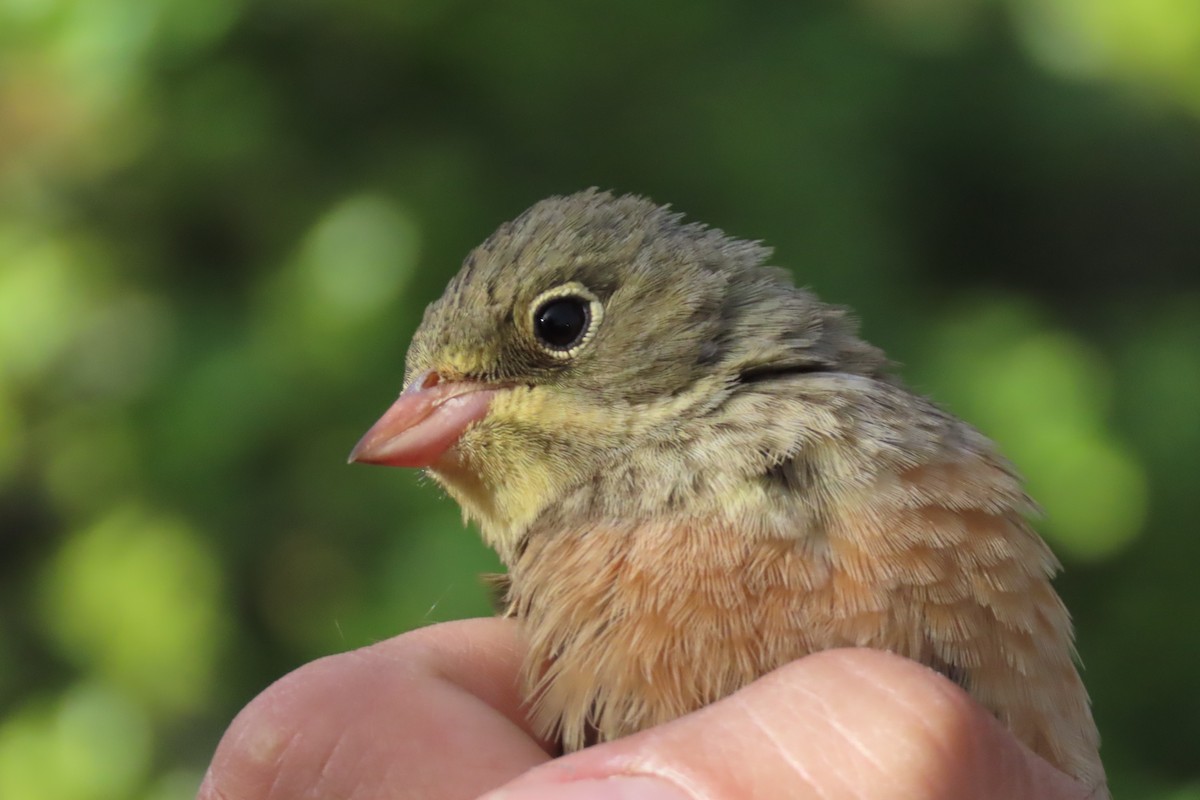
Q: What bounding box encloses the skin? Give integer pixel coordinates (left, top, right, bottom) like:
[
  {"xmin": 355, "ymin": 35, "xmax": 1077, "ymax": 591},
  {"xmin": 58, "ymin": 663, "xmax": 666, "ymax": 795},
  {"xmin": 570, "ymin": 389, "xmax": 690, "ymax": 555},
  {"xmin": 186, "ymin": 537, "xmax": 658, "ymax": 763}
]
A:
[
  {"xmin": 196, "ymin": 619, "xmax": 1093, "ymax": 800},
  {"xmin": 345, "ymin": 190, "xmax": 1106, "ymax": 796}
]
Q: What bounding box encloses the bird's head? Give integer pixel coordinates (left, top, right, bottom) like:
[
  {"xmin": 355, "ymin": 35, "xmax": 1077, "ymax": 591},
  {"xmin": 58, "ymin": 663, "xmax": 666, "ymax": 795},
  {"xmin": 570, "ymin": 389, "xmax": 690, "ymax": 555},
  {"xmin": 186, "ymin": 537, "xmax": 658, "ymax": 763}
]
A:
[{"xmin": 350, "ymin": 190, "xmax": 887, "ymax": 557}]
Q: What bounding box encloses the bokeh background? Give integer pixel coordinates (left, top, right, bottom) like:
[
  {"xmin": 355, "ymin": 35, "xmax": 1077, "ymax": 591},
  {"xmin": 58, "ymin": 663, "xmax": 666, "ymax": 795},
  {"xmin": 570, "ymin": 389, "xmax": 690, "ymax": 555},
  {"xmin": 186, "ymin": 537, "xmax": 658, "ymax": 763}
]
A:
[{"xmin": 2, "ymin": 0, "xmax": 1198, "ymax": 797}]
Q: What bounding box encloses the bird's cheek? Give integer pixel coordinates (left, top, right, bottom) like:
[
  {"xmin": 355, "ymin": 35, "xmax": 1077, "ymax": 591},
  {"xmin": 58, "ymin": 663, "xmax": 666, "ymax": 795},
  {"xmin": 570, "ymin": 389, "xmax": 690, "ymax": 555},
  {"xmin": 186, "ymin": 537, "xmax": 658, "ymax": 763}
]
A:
[{"xmin": 447, "ymin": 415, "xmax": 520, "ymax": 474}]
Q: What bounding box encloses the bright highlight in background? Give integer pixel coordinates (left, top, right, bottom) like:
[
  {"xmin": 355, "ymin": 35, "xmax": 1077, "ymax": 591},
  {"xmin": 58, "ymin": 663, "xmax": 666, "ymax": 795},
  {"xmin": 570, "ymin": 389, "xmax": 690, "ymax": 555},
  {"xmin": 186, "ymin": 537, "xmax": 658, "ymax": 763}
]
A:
[
  {"xmin": 296, "ymin": 194, "xmax": 421, "ymax": 326},
  {"xmin": 919, "ymin": 298, "xmax": 1147, "ymax": 561},
  {"xmin": 40, "ymin": 507, "xmax": 227, "ymax": 713}
]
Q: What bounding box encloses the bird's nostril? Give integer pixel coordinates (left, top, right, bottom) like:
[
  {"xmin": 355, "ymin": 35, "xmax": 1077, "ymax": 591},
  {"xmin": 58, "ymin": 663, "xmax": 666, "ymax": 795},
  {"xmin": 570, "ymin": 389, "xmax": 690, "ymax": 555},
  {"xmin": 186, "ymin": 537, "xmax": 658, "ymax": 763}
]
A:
[{"xmin": 401, "ymin": 369, "xmax": 442, "ymax": 396}]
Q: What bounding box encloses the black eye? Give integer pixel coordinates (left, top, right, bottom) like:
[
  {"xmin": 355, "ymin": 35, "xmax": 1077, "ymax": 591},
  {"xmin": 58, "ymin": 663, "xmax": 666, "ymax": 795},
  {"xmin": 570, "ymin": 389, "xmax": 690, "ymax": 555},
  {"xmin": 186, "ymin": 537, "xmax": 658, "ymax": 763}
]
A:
[{"xmin": 534, "ymin": 296, "xmax": 590, "ymax": 351}]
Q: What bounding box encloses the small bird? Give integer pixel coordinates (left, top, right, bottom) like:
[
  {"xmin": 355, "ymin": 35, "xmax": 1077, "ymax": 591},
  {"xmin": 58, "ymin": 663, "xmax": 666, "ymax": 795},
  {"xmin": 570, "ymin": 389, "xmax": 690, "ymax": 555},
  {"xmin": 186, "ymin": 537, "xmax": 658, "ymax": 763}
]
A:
[{"xmin": 350, "ymin": 190, "xmax": 1107, "ymax": 796}]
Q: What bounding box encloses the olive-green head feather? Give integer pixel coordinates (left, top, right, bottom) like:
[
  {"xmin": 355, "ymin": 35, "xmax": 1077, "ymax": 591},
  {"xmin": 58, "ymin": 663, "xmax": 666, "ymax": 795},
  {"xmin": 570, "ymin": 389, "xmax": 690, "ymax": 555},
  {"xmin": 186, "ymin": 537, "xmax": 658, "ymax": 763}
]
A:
[
  {"xmin": 407, "ymin": 189, "xmax": 886, "ymax": 402},
  {"xmin": 363, "ymin": 189, "xmax": 889, "ymax": 555}
]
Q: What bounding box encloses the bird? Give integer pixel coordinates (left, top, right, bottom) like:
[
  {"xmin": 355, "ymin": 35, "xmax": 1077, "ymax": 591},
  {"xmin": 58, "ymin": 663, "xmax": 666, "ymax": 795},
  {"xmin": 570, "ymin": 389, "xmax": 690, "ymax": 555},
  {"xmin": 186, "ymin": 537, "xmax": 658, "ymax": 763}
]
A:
[{"xmin": 349, "ymin": 189, "xmax": 1107, "ymax": 796}]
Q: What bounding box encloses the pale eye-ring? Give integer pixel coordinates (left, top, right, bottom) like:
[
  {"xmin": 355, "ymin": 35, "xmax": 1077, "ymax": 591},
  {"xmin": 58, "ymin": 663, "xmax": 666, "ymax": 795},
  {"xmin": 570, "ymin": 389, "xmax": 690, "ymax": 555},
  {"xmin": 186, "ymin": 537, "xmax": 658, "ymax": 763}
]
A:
[{"xmin": 529, "ymin": 284, "xmax": 603, "ymax": 357}]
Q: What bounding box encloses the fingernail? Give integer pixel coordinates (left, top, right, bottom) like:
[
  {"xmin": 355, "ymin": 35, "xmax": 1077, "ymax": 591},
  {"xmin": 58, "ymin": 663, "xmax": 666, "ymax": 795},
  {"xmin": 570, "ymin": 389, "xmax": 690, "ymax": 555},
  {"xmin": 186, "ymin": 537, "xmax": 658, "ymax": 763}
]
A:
[{"xmin": 487, "ymin": 775, "xmax": 691, "ymax": 800}]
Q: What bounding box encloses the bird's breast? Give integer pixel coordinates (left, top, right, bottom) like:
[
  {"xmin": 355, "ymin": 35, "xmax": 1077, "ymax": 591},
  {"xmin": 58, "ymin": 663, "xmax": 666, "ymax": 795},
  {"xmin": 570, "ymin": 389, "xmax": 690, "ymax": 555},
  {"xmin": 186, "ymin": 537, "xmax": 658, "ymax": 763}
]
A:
[
  {"xmin": 506, "ymin": 512, "xmax": 912, "ymax": 752},
  {"xmin": 501, "ymin": 469, "xmax": 1105, "ymax": 795}
]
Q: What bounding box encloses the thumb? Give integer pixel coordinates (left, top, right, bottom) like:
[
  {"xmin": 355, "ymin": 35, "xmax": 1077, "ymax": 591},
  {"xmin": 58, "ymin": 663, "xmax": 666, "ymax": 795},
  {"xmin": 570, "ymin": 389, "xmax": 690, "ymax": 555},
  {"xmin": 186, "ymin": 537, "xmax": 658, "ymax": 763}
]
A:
[{"xmin": 481, "ymin": 648, "xmax": 1090, "ymax": 800}]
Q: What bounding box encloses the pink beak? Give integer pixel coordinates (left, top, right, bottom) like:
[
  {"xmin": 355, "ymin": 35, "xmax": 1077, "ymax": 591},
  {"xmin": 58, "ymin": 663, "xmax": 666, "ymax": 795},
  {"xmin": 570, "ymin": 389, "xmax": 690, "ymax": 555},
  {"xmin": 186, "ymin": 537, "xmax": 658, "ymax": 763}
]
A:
[{"xmin": 348, "ymin": 369, "xmax": 501, "ymax": 468}]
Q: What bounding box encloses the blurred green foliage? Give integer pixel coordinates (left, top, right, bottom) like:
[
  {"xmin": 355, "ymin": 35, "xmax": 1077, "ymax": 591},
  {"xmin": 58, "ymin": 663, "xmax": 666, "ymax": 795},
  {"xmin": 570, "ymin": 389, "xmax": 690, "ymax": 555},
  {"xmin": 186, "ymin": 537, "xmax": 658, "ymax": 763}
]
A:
[{"xmin": 1, "ymin": 1, "xmax": 1198, "ymax": 798}]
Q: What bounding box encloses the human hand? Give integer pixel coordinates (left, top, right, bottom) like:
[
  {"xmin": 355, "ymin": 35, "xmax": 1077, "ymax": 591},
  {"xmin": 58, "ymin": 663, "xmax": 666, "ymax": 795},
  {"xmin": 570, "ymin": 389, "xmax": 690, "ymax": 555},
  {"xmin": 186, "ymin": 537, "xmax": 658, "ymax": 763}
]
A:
[{"xmin": 197, "ymin": 617, "xmax": 1093, "ymax": 800}]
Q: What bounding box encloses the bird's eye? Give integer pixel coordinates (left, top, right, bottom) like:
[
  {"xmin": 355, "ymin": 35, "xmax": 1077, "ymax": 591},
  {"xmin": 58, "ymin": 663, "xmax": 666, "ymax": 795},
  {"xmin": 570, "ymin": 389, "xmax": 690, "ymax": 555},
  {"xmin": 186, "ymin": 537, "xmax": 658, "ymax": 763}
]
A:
[
  {"xmin": 535, "ymin": 297, "xmax": 589, "ymax": 349},
  {"xmin": 529, "ymin": 283, "xmax": 602, "ymax": 358}
]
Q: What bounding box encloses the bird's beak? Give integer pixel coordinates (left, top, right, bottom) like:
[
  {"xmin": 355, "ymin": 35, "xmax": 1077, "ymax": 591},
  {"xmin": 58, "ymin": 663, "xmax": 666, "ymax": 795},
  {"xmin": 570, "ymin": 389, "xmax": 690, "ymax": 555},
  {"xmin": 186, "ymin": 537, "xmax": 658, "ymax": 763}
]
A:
[{"xmin": 348, "ymin": 369, "xmax": 501, "ymax": 468}]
